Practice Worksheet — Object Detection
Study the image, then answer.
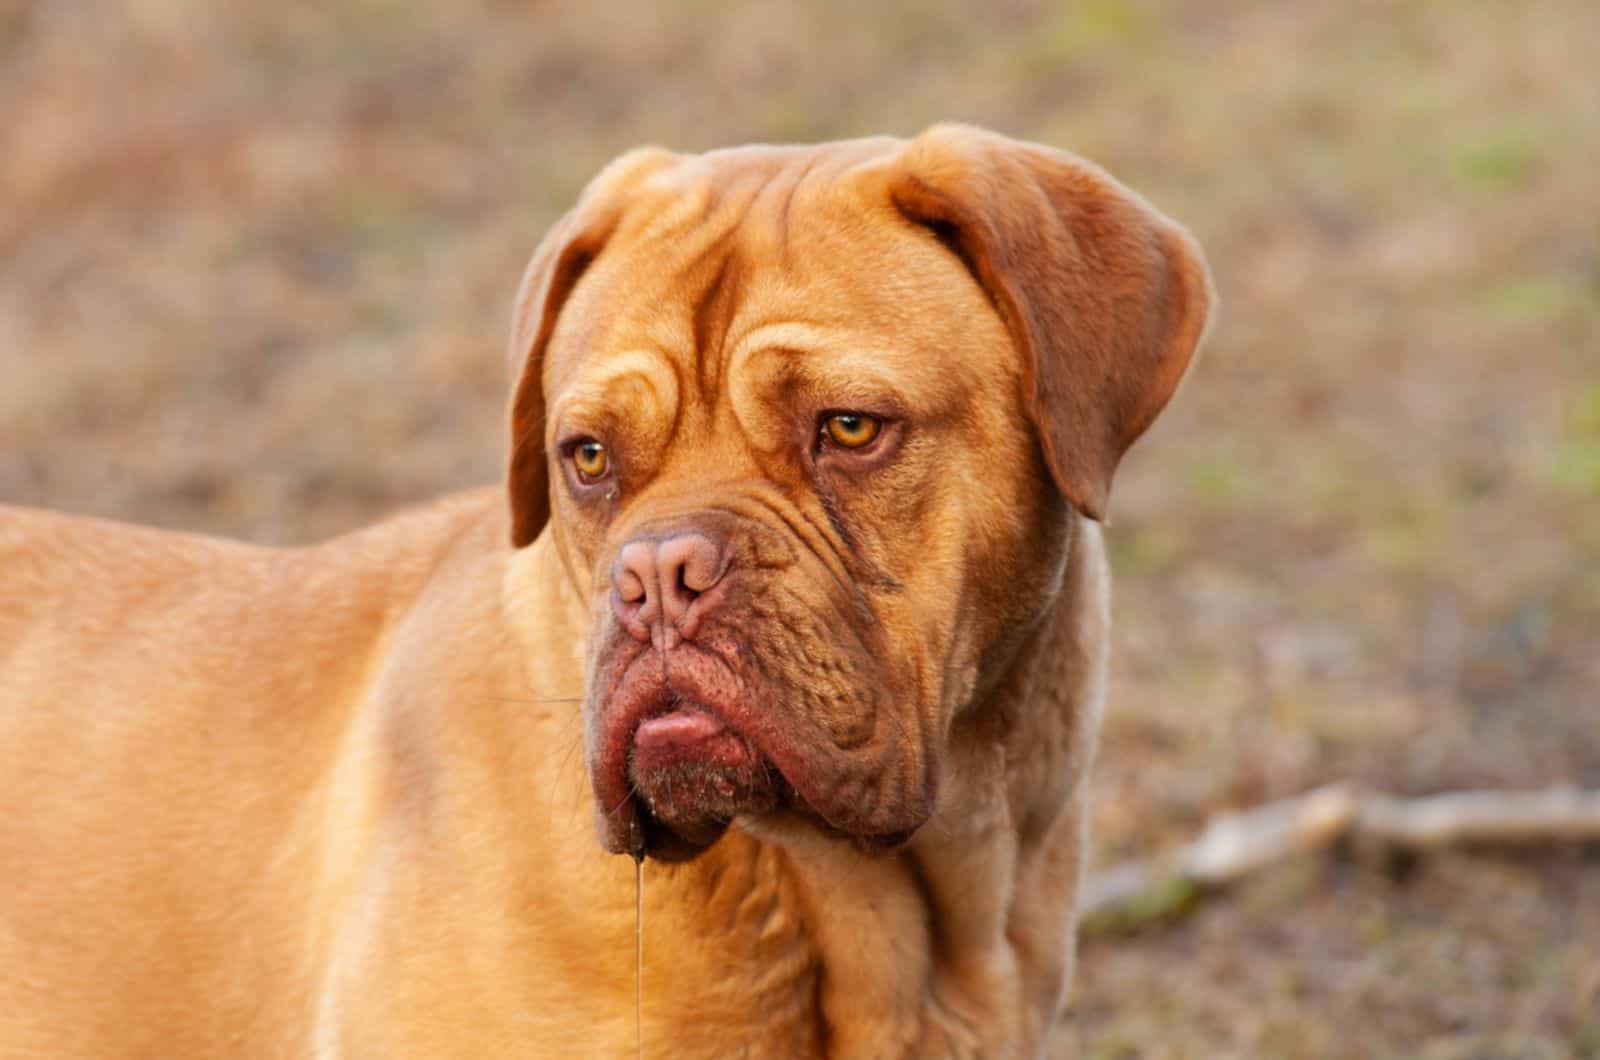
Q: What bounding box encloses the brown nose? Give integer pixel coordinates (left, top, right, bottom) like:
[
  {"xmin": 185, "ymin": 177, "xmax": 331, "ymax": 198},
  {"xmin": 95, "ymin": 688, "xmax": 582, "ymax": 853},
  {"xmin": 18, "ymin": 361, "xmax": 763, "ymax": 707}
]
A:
[{"xmin": 611, "ymin": 531, "xmax": 729, "ymax": 648}]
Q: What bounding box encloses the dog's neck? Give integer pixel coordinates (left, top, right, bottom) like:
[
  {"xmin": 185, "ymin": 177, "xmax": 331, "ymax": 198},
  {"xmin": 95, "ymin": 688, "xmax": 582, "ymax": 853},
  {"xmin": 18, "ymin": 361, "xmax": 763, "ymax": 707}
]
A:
[
  {"xmin": 741, "ymin": 516, "xmax": 1107, "ymax": 1057},
  {"xmin": 497, "ymin": 512, "xmax": 1105, "ymax": 1058}
]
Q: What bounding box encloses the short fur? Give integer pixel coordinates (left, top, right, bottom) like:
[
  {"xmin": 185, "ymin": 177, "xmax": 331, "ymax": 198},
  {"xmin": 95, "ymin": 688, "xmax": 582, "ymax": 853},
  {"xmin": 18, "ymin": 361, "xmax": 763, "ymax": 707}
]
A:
[{"xmin": 0, "ymin": 125, "xmax": 1212, "ymax": 1058}]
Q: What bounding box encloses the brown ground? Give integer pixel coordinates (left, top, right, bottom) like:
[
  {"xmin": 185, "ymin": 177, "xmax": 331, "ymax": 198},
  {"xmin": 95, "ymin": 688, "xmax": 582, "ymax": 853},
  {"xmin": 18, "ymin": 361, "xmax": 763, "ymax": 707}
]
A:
[{"xmin": 3, "ymin": 1, "xmax": 1597, "ymax": 1055}]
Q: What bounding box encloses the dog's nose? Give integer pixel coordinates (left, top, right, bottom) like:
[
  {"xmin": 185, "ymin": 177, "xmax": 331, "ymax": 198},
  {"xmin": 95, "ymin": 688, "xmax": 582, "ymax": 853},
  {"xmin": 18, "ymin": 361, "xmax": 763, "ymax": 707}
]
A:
[{"xmin": 611, "ymin": 532, "xmax": 729, "ymax": 647}]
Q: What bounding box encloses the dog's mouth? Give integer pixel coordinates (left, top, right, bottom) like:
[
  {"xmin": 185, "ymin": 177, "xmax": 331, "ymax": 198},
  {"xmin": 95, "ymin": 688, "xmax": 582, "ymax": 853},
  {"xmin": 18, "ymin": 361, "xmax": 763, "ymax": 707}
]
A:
[
  {"xmin": 620, "ymin": 698, "xmax": 782, "ymax": 862},
  {"xmin": 590, "ymin": 651, "xmax": 785, "ymax": 862},
  {"xmin": 590, "ymin": 644, "xmax": 934, "ymax": 862}
]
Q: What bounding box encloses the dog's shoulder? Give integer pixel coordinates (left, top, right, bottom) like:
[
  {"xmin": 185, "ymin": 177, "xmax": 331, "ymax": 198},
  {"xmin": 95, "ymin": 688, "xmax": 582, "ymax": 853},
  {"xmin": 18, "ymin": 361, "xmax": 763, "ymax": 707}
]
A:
[
  {"xmin": 0, "ymin": 490, "xmax": 508, "ymax": 735},
  {"xmin": 0, "ymin": 489, "xmax": 507, "ymax": 654},
  {"xmin": 0, "ymin": 504, "xmax": 259, "ymax": 600},
  {"xmin": 0, "ymin": 488, "xmax": 504, "ymax": 596}
]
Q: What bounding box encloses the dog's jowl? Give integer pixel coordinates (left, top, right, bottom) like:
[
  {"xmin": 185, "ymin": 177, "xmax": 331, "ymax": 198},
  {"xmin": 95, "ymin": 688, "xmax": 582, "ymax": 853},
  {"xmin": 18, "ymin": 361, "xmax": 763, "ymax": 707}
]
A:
[{"xmin": 0, "ymin": 125, "xmax": 1212, "ymax": 1058}]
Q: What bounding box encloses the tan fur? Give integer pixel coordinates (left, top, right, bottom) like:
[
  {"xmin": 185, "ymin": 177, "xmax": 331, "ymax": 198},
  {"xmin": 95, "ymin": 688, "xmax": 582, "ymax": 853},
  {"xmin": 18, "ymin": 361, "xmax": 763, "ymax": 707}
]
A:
[{"xmin": 0, "ymin": 125, "xmax": 1211, "ymax": 1058}]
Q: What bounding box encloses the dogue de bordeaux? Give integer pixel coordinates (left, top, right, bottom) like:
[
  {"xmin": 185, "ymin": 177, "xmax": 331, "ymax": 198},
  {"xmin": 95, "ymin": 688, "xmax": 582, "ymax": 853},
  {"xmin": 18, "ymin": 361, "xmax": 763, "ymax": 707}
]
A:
[{"xmin": 0, "ymin": 124, "xmax": 1212, "ymax": 1058}]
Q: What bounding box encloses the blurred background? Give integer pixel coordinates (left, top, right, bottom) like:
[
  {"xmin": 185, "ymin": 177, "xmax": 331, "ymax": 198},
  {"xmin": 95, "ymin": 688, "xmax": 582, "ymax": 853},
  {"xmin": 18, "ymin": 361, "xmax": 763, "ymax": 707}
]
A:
[{"xmin": 2, "ymin": 0, "xmax": 1597, "ymax": 1054}]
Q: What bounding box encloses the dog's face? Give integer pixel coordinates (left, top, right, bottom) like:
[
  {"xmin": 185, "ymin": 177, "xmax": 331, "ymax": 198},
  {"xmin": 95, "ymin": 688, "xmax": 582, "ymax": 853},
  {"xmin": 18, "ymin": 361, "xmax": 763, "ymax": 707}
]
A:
[{"xmin": 506, "ymin": 126, "xmax": 1213, "ymax": 861}]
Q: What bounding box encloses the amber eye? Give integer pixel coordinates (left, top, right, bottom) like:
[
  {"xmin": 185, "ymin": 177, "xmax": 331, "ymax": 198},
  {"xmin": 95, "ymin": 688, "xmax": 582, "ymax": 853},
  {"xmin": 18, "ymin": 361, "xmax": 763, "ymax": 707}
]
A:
[
  {"xmin": 821, "ymin": 412, "xmax": 882, "ymax": 450},
  {"xmin": 570, "ymin": 439, "xmax": 609, "ymax": 482}
]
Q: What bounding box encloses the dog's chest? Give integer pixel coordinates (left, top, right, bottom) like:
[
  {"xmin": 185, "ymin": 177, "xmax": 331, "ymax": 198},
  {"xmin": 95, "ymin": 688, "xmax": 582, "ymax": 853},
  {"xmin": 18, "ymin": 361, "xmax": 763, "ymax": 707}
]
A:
[{"xmin": 638, "ymin": 838, "xmax": 828, "ymax": 1056}]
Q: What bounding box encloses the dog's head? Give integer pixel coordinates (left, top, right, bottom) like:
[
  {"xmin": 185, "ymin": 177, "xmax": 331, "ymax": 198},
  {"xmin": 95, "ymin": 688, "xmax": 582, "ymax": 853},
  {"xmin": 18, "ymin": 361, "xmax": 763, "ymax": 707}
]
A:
[{"xmin": 506, "ymin": 126, "xmax": 1213, "ymax": 861}]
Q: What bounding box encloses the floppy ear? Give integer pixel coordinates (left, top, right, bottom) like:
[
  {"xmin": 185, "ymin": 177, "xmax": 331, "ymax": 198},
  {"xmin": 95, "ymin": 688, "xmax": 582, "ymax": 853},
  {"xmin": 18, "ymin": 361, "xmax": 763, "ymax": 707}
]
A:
[
  {"xmin": 506, "ymin": 148, "xmax": 677, "ymax": 547},
  {"xmin": 888, "ymin": 124, "xmax": 1215, "ymax": 521}
]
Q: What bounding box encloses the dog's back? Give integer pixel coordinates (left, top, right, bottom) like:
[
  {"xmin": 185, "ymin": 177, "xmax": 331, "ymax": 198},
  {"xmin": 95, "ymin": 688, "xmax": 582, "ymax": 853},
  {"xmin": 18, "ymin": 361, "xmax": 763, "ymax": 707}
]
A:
[{"xmin": 0, "ymin": 497, "xmax": 487, "ymax": 1056}]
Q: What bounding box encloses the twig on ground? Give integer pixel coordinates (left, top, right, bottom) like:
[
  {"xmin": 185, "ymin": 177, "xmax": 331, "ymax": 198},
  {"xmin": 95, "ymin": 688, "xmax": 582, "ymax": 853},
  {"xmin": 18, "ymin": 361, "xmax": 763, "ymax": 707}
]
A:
[{"xmin": 1080, "ymin": 785, "xmax": 1600, "ymax": 935}]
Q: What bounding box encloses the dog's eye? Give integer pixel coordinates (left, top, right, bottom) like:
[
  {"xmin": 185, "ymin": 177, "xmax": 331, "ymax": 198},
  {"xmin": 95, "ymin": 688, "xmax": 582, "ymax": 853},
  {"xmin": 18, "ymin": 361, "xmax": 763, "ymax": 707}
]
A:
[
  {"xmin": 820, "ymin": 412, "xmax": 881, "ymax": 451},
  {"xmin": 570, "ymin": 439, "xmax": 610, "ymax": 482}
]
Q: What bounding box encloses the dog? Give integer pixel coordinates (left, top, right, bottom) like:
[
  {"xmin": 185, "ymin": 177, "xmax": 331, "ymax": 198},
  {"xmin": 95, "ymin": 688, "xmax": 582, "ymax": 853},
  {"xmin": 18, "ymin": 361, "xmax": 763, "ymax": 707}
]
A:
[{"xmin": 0, "ymin": 124, "xmax": 1212, "ymax": 1058}]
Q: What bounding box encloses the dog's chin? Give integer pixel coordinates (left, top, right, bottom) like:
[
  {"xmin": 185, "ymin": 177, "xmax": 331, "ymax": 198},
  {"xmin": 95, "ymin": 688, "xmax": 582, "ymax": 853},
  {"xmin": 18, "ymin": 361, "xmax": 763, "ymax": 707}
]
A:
[
  {"xmin": 595, "ymin": 716, "xmax": 926, "ymax": 863},
  {"xmin": 621, "ymin": 707, "xmax": 780, "ymax": 863},
  {"xmin": 588, "ymin": 646, "xmax": 935, "ymax": 863}
]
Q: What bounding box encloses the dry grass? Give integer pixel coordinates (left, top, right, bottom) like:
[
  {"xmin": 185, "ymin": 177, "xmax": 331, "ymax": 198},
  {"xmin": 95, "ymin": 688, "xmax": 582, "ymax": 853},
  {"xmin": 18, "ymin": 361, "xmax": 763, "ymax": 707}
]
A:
[{"xmin": 3, "ymin": 0, "xmax": 1597, "ymax": 1054}]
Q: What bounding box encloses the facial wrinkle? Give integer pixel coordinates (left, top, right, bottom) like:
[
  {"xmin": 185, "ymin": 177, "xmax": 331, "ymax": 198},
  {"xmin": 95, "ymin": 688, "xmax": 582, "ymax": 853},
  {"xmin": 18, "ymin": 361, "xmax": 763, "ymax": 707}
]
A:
[
  {"xmin": 744, "ymin": 490, "xmax": 877, "ymax": 630},
  {"xmin": 689, "ymin": 250, "xmax": 740, "ymax": 411},
  {"xmin": 772, "ymin": 152, "xmax": 820, "ymax": 269}
]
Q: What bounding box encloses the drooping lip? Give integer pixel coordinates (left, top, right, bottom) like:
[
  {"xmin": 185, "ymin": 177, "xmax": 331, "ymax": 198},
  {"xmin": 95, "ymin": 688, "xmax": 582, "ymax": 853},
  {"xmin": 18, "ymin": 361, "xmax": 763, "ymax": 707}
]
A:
[
  {"xmin": 631, "ymin": 709, "xmax": 758, "ymax": 776},
  {"xmin": 589, "ymin": 648, "xmax": 809, "ymax": 860},
  {"xmin": 630, "ymin": 705, "xmax": 779, "ymax": 860},
  {"xmin": 588, "ymin": 643, "xmax": 937, "ymax": 860}
]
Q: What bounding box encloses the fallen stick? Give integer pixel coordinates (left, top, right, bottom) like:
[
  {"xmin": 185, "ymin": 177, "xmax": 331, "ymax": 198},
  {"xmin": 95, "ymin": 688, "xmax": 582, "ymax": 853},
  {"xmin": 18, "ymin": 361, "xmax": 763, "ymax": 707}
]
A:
[
  {"xmin": 1080, "ymin": 785, "xmax": 1600, "ymax": 934},
  {"xmin": 1356, "ymin": 787, "xmax": 1600, "ymax": 847}
]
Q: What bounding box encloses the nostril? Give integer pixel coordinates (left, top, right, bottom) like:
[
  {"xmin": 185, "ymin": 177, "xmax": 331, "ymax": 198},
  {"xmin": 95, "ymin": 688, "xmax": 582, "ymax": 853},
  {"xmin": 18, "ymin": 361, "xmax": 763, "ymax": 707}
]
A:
[
  {"xmin": 661, "ymin": 534, "xmax": 725, "ymax": 597},
  {"xmin": 614, "ymin": 541, "xmax": 657, "ymax": 606},
  {"xmin": 674, "ymin": 564, "xmax": 701, "ymax": 601},
  {"xmin": 610, "ymin": 543, "xmax": 656, "ymax": 644},
  {"xmin": 616, "ymin": 569, "xmax": 645, "ymax": 605}
]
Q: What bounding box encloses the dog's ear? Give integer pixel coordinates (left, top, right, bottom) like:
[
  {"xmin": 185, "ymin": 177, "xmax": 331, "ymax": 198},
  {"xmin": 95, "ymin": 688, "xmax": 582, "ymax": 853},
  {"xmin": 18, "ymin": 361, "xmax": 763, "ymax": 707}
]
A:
[
  {"xmin": 888, "ymin": 124, "xmax": 1215, "ymax": 521},
  {"xmin": 506, "ymin": 148, "xmax": 677, "ymax": 548}
]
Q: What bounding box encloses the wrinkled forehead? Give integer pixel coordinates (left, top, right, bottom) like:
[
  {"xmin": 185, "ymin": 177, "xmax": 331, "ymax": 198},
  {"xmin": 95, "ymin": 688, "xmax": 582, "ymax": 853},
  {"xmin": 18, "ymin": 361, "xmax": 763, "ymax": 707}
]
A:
[{"xmin": 542, "ymin": 144, "xmax": 1010, "ymax": 419}]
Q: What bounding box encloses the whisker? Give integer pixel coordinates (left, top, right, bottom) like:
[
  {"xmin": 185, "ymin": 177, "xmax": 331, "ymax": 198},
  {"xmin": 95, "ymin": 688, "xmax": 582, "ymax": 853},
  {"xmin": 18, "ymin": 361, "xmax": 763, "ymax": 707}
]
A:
[{"xmin": 545, "ymin": 713, "xmax": 589, "ymax": 820}]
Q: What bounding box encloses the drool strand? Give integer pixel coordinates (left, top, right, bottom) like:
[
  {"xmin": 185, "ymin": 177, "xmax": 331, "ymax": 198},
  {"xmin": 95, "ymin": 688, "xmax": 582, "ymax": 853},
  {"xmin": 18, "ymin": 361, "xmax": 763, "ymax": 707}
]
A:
[{"xmin": 635, "ymin": 853, "xmax": 643, "ymax": 1060}]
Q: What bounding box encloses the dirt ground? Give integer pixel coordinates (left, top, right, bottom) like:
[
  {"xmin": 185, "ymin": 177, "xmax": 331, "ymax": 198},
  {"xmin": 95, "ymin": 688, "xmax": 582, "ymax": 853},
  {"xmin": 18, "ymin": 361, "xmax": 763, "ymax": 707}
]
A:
[{"xmin": 3, "ymin": 1, "xmax": 1597, "ymax": 1055}]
